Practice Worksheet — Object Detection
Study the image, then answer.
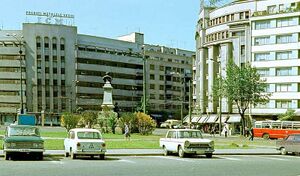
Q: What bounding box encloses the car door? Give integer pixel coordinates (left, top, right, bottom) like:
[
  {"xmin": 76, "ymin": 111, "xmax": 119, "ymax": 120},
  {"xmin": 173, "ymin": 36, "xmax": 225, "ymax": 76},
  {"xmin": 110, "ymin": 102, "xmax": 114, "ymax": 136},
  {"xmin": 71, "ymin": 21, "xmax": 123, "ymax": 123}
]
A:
[
  {"xmin": 291, "ymin": 135, "xmax": 300, "ymax": 153},
  {"xmin": 285, "ymin": 135, "xmax": 294, "ymax": 152}
]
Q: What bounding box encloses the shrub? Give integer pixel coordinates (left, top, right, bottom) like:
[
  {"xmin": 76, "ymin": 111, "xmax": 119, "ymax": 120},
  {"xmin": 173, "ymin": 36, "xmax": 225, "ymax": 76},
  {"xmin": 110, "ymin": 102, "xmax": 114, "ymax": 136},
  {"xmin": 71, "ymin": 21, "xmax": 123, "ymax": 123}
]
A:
[
  {"xmin": 118, "ymin": 112, "xmax": 138, "ymax": 133},
  {"xmin": 80, "ymin": 111, "xmax": 98, "ymax": 128},
  {"xmin": 61, "ymin": 112, "xmax": 81, "ymax": 132},
  {"xmin": 136, "ymin": 112, "xmax": 156, "ymax": 135}
]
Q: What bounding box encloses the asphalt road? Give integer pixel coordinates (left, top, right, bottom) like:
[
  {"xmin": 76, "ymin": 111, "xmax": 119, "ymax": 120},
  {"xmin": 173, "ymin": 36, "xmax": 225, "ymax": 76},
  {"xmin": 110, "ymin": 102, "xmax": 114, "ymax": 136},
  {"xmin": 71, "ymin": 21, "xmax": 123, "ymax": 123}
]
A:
[{"xmin": 1, "ymin": 155, "xmax": 300, "ymax": 176}]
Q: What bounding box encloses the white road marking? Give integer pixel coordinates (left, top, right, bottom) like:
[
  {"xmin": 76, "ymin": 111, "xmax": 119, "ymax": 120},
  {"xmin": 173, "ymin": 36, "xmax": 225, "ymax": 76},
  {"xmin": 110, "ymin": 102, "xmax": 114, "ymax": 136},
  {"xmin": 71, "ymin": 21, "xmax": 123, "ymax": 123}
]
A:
[
  {"xmin": 119, "ymin": 159, "xmax": 136, "ymax": 164},
  {"xmin": 149, "ymin": 156, "xmax": 194, "ymax": 162},
  {"xmin": 246, "ymin": 155, "xmax": 288, "ymax": 161},
  {"xmin": 218, "ymin": 156, "xmax": 241, "ymax": 161}
]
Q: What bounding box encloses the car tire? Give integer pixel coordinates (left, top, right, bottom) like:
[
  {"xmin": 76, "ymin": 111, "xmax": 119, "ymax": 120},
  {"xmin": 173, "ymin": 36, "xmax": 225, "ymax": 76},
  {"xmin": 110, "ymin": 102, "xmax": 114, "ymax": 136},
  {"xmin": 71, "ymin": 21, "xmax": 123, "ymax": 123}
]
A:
[
  {"xmin": 71, "ymin": 150, "xmax": 76, "ymax": 159},
  {"xmin": 262, "ymin": 133, "xmax": 270, "ymax": 140},
  {"xmin": 163, "ymin": 146, "xmax": 169, "ymax": 156},
  {"xmin": 205, "ymin": 153, "xmax": 213, "ymax": 158},
  {"xmin": 178, "ymin": 146, "xmax": 185, "ymax": 158},
  {"xmin": 36, "ymin": 152, "xmax": 43, "ymax": 160},
  {"xmin": 280, "ymin": 147, "xmax": 287, "ymax": 155},
  {"xmin": 99, "ymin": 154, "xmax": 105, "ymax": 160},
  {"xmin": 90, "ymin": 155, "xmax": 94, "ymax": 159},
  {"xmin": 65, "ymin": 152, "xmax": 69, "ymax": 157}
]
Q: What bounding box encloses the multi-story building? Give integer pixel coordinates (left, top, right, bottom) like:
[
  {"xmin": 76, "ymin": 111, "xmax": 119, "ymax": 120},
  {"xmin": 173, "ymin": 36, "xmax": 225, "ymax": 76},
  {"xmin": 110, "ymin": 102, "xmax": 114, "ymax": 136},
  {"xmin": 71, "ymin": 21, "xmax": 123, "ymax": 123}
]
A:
[
  {"xmin": 195, "ymin": 0, "xmax": 300, "ymax": 123},
  {"xmin": 0, "ymin": 23, "xmax": 193, "ymax": 125}
]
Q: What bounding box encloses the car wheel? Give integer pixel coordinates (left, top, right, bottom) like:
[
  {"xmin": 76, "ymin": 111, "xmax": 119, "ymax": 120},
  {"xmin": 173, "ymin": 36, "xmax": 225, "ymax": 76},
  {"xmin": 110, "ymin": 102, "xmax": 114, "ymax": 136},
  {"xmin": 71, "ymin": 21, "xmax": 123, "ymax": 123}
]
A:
[
  {"xmin": 205, "ymin": 153, "xmax": 213, "ymax": 158},
  {"xmin": 280, "ymin": 147, "xmax": 287, "ymax": 155},
  {"xmin": 163, "ymin": 146, "xmax": 169, "ymax": 156},
  {"xmin": 262, "ymin": 133, "xmax": 270, "ymax": 140},
  {"xmin": 178, "ymin": 146, "xmax": 185, "ymax": 158},
  {"xmin": 65, "ymin": 152, "xmax": 69, "ymax": 157},
  {"xmin": 99, "ymin": 154, "xmax": 105, "ymax": 160},
  {"xmin": 70, "ymin": 150, "xmax": 76, "ymax": 159},
  {"xmin": 90, "ymin": 155, "xmax": 94, "ymax": 159}
]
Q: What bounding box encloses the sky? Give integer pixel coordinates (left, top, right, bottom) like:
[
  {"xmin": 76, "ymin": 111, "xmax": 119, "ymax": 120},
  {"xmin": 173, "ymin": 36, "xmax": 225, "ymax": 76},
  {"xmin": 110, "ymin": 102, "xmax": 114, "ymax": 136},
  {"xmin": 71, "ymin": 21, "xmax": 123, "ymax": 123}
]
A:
[{"xmin": 0, "ymin": 0, "xmax": 205, "ymax": 51}]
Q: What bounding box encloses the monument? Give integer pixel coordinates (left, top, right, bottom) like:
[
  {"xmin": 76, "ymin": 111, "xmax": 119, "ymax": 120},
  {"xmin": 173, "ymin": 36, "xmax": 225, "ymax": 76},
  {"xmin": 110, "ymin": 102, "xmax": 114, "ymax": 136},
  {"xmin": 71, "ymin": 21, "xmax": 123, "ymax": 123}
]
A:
[{"xmin": 101, "ymin": 72, "xmax": 114, "ymax": 110}]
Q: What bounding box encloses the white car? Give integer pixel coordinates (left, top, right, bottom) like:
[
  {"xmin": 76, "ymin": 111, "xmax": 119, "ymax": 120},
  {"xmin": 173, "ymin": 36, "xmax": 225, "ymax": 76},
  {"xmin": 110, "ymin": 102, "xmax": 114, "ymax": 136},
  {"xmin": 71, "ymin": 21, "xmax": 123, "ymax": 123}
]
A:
[
  {"xmin": 159, "ymin": 129, "xmax": 214, "ymax": 158},
  {"xmin": 64, "ymin": 128, "xmax": 106, "ymax": 160}
]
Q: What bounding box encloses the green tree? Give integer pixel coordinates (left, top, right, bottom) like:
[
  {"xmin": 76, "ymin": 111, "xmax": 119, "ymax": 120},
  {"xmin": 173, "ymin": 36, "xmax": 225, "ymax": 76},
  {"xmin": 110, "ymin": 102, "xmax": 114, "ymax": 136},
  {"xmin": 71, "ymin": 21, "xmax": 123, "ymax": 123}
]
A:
[
  {"xmin": 223, "ymin": 60, "xmax": 270, "ymax": 135},
  {"xmin": 81, "ymin": 111, "xmax": 98, "ymax": 128},
  {"xmin": 278, "ymin": 109, "xmax": 296, "ymax": 121},
  {"xmin": 136, "ymin": 112, "xmax": 156, "ymax": 135},
  {"xmin": 61, "ymin": 112, "xmax": 81, "ymax": 132},
  {"xmin": 118, "ymin": 112, "xmax": 138, "ymax": 133},
  {"xmin": 98, "ymin": 106, "xmax": 118, "ymax": 133}
]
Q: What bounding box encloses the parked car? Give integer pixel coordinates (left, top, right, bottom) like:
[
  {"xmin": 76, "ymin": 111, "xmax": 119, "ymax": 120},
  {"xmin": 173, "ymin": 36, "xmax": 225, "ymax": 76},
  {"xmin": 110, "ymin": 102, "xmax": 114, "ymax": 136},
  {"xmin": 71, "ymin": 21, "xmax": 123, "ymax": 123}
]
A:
[
  {"xmin": 3, "ymin": 125, "xmax": 44, "ymax": 160},
  {"xmin": 276, "ymin": 134, "xmax": 300, "ymax": 155},
  {"xmin": 160, "ymin": 120, "xmax": 181, "ymax": 129},
  {"xmin": 64, "ymin": 128, "xmax": 106, "ymax": 160},
  {"xmin": 159, "ymin": 129, "xmax": 214, "ymax": 158}
]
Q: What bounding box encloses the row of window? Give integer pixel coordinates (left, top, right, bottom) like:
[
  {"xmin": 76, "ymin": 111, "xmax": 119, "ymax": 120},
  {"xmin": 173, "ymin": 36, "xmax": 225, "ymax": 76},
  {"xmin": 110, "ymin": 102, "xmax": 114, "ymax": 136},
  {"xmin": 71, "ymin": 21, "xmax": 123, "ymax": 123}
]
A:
[
  {"xmin": 208, "ymin": 11, "xmax": 250, "ymax": 27},
  {"xmin": 78, "ymin": 46, "xmax": 141, "ymax": 59},
  {"xmin": 254, "ymin": 17, "xmax": 298, "ymax": 30},
  {"xmin": 257, "ymin": 67, "xmax": 297, "ymax": 77},
  {"xmin": 254, "ymin": 50, "xmax": 300, "ymax": 61},
  {"xmin": 77, "ymin": 58, "xmax": 143, "ymax": 70},
  {"xmin": 76, "ymin": 70, "xmax": 143, "ymax": 81},
  {"xmin": 255, "ymin": 100, "xmax": 296, "ymax": 109},
  {"xmin": 254, "ymin": 33, "xmax": 299, "ymax": 46},
  {"xmin": 37, "ymin": 55, "xmax": 65, "ymax": 63},
  {"xmin": 36, "ymin": 37, "xmax": 65, "ymax": 51},
  {"xmin": 205, "ymin": 30, "xmax": 229, "ymax": 43}
]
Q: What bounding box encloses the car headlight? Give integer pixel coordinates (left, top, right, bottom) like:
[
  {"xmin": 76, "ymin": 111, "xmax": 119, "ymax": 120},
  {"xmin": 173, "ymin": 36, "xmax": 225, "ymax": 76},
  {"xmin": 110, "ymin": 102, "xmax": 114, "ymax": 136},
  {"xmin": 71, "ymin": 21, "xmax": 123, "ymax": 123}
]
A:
[
  {"xmin": 33, "ymin": 143, "xmax": 43, "ymax": 148},
  {"xmin": 5, "ymin": 142, "xmax": 16, "ymax": 148},
  {"xmin": 184, "ymin": 141, "xmax": 190, "ymax": 147}
]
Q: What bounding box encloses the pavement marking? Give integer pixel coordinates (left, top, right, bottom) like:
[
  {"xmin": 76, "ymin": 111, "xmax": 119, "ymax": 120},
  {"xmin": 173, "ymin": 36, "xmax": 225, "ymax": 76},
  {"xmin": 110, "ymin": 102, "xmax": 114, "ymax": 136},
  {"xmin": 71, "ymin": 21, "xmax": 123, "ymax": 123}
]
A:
[
  {"xmin": 47, "ymin": 157, "xmax": 65, "ymax": 165},
  {"xmin": 246, "ymin": 155, "xmax": 288, "ymax": 161},
  {"xmin": 118, "ymin": 159, "xmax": 136, "ymax": 164},
  {"xmin": 217, "ymin": 156, "xmax": 242, "ymax": 161},
  {"xmin": 149, "ymin": 156, "xmax": 195, "ymax": 162}
]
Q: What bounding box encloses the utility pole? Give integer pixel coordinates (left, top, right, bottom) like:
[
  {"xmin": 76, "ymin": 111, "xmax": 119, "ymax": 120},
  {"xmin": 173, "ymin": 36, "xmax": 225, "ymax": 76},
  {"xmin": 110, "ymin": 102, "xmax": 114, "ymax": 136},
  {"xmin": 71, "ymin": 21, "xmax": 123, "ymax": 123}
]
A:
[
  {"xmin": 188, "ymin": 79, "xmax": 192, "ymax": 128},
  {"xmin": 142, "ymin": 45, "xmax": 147, "ymax": 114}
]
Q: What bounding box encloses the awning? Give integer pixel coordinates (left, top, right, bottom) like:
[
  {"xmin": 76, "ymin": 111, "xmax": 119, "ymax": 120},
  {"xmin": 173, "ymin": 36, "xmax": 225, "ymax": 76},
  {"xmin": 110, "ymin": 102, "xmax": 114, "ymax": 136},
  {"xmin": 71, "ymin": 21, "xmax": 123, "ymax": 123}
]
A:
[
  {"xmin": 215, "ymin": 115, "xmax": 229, "ymax": 124},
  {"xmin": 226, "ymin": 114, "xmax": 241, "ymax": 123},
  {"xmin": 183, "ymin": 115, "xmax": 202, "ymax": 123},
  {"xmin": 205, "ymin": 114, "xmax": 218, "ymax": 123}
]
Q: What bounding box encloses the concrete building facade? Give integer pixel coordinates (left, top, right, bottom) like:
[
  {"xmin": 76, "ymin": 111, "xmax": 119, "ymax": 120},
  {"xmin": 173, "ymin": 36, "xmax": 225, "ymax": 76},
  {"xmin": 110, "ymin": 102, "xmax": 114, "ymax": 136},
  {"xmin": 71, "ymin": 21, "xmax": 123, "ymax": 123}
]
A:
[
  {"xmin": 0, "ymin": 23, "xmax": 193, "ymax": 124},
  {"xmin": 195, "ymin": 0, "xmax": 300, "ymax": 122}
]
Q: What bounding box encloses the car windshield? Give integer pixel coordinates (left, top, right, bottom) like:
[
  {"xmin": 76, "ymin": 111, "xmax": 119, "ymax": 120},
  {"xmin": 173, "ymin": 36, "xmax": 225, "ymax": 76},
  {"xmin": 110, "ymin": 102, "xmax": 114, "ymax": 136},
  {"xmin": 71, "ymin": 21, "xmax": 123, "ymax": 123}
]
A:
[
  {"xmin": 178, "ymin": 131, "xmax": 203, "ymax": 139},
  {"xmin": 9, "ymin": 126, "xmax": 40, "ymax": 136},
  {"xmin": 77, "ymin": 132, "xmax": 102, "ymax": 139}
]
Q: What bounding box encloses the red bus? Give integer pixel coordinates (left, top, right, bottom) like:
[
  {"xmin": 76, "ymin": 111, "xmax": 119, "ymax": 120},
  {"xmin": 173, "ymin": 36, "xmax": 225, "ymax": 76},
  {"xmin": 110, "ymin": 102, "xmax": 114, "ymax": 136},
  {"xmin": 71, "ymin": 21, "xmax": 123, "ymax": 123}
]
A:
[{"xmin": 253, "ymin": 121, "xmax": 300, "ymax": 139}]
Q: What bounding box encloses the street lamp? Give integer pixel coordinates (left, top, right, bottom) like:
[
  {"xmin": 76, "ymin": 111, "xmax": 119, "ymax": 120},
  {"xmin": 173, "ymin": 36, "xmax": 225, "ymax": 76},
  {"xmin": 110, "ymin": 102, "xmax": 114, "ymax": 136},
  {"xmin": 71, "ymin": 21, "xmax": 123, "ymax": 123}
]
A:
[
  {"xmin": 170, "ymin": 72, "xmax": 184, "ymax": 125},
  {"xmin": 210, "ymin": 57, "xmax": 222, "ymax": 136},
  {"xmin": 6, "ymin": 33, "xmax": 25, "ymax": 114},
  {"xmin": 131, "ymin": 86, "xmax": 137, "ymax": 112},
  {"xmin": 141, "ymin": 45, "xmax": 147, "ymax": 114}
]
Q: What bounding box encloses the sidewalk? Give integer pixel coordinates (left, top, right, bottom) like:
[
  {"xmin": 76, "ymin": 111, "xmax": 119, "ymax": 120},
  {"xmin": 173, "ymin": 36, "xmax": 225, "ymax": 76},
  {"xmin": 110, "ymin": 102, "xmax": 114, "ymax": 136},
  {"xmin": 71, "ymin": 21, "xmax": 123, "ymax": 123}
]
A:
[{"xmin": 0, "ymin": 148, "xmax": 280, "ymax": 157}]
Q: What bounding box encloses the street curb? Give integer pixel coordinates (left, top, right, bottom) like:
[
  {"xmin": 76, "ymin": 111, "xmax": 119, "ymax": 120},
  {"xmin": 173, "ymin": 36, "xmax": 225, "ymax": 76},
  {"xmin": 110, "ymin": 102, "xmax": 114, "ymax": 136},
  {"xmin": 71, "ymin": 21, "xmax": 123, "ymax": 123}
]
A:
[{"xmin": 0, "ymin": 152, "xmax": 281, "ymax": 158}]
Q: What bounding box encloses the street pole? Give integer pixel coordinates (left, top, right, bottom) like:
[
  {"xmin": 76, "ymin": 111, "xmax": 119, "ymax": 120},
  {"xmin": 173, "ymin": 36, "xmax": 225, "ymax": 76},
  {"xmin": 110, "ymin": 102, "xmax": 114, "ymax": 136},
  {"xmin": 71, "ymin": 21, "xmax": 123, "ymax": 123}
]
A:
[
  {"xmin": 142, "ymin": 45, "xmax": 147, "ymax": 114},
  {"xmin": 188, "ymin": 79, "xmax": 192, "ymax": 128},
  {"xmin": 7, "ymin": 33, "xmax": 24, "ymax": 114},
  {"xmin": 218, "ymin": 60, "xmax": 222, "ymax": 136},
  {"xmin": 180, "ymin": 82, "xmax": 183, "ymax": 125}
]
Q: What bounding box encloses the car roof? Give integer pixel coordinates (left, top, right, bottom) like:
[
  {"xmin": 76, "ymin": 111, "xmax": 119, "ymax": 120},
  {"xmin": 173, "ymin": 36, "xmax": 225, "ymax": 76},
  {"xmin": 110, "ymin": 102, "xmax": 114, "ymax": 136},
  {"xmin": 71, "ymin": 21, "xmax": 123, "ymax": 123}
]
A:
[{"xmin": 70, "ymin": 128, "xmax": 100, "ymax": 132}]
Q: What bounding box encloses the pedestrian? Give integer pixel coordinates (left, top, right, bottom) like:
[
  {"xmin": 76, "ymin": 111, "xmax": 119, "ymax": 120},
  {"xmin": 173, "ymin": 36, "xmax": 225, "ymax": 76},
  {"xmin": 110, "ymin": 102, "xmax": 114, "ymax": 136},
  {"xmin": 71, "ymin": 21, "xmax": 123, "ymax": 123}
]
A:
[
  {"xmin": 249, "ymin": 127, "xmax": 254, "ymax": 141},
  {"xmin": 223, "ymin": 123, "xmax": 228, "ymax": 138},
  {"xmin": 124, "ymin": 123, "xmax": 130, "ymax": 141}
]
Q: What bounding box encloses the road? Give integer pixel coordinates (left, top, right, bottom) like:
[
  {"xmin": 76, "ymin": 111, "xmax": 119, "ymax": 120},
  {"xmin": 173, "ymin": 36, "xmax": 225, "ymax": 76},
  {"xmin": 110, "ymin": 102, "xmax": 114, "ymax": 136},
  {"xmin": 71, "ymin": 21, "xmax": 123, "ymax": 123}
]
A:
[{"xmin": 1, "ymin": 155, "xmax": 299, "ymax": 176}]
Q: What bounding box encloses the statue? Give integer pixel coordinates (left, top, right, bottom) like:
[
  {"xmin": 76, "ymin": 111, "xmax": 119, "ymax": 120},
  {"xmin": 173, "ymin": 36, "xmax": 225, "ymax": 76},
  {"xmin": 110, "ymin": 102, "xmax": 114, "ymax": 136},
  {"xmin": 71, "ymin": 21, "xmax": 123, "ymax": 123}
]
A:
[{"xmin": 103, "ymin": 72, "xmax": 112, "ymax": 84}]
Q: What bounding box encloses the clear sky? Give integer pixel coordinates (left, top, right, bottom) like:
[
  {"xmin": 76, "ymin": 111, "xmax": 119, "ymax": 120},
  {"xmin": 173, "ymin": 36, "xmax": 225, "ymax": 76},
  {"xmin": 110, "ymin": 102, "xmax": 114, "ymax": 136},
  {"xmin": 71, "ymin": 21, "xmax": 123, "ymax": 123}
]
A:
[{"xmin": 0, "ymin": 0, "xmax": 205, "ymax": 51}]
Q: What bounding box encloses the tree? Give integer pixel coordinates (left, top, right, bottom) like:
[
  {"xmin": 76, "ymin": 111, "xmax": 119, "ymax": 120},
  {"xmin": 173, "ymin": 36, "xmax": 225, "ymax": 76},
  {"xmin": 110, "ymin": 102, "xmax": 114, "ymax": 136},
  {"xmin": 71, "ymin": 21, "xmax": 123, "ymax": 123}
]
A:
[
  {"xmin": 81, "ymin": 111, "xmax": 98, "ymax": 128},
  {"xmin": 278, "ymin": 109, "xmax": 296, "ymax": 121},
  {"xmin": 223, "ymin": 60, "xmax": 270, "ymax": 135},
  {"xmin": 98, "ymin": 106, "xmax": 118, "ymax": 133},
  {"xmin": 136, "ymin": 112, "xmax": 156, "ymax": 135},
  {"xmin": 118, "ymin": 112, "xmax": 138, "ymax": 133},
  {"xmin": 61, "ymin": 112, "xmax": 81, "ymax": 132}
]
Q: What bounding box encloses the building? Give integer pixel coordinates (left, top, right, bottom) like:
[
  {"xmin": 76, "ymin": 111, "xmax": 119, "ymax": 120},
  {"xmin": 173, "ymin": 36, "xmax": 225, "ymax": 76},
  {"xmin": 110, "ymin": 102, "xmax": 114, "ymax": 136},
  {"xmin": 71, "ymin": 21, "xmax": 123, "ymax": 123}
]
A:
[
  {"xmin": 0, "ymin": 22, "xmax": 193, "ymax": 125},
  {"xmin": 194, "ymin": 0, "xmax": 300, "ymax": 127}
]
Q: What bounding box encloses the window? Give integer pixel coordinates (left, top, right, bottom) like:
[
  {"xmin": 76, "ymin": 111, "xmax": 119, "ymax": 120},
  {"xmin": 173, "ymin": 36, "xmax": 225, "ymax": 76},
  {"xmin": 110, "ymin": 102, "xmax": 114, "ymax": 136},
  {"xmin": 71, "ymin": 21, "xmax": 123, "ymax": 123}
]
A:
[
  {"xmin": 159, "ymin": 85, "xmax": 164, "ymax": 90},
  {"xmin": 276, "ymin": 51, "xmax": 293, "ymax": 60},
  {"xmin": 277, "ymin": 34, "xmax": 295, "ymax": 44},
  {"xmin": 150, "ymin": 74, "xmax": 155, "ymax": 80},
  {"xmin": 150, "ymin": 64, "xmax": 155, "ymax": 70},
  {"xmin": 255, "ymin": 36, "xmax": 270, "ymax": 45},
  {"xmin": 159, "ymin": 66, "xmax": 164, "ymax": 71},
  {"xmin": 276, "ymin": 100, "xmax": 292, "ymax": 108},
  {"xmin": 159, "ymin": 94, "xmax": 164, "ymax": 100},
  {"xmin": 150, "ymin": 84, "xmax": 155, "ymax": 89},
  {"xmin": 255, "ymin": 20, "xmax": 271, "ymax": 30},
  {"xmin": 159, "ymin": 75, "xmax": 164, "ymax": 81},
  {"xmin": 254, "ymin": 53, "xmax": 271, "ymax": 61},
  {"xmin": 276, "ymin": 84, "xmax": 292, "ymax": 92},
  {"xmin": 44, "ymin": 37, "xmax": 49, "ymax": 48},
  {"xmin": 257, "ymin": 69, "xmax": 269, "ymax": 77},
  {"xmin": 267, "ymin": 5, "xmax": 276, "ymax": 14},
  {"xmin": 276, "ymin": 67, "xmax": 293, "ymax": 76},
  {"xmin": 277, "ymin": 17, "xmax": 297, "ymax": 27}
]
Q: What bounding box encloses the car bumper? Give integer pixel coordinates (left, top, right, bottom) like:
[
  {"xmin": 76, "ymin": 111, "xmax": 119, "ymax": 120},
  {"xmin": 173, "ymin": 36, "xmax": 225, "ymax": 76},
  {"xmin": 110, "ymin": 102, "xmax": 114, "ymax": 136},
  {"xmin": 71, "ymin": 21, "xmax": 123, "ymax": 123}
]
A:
[
  {"xmin": 75, "ymin": 149, "xmax": 106, "ymax": 155},
  {"xmin": 184, "ymin": 148, "xmax": 214, "ymax": 154},
  {"xmin": 4, "ymin": 149, "xmax": 44, "ymax": 153}
]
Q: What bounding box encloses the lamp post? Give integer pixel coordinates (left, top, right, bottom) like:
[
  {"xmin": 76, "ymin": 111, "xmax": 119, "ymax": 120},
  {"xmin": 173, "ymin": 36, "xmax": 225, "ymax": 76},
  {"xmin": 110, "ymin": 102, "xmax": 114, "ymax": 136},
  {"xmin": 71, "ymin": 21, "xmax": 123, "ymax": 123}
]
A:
[
  {"xmin": 131, "ymin": 86, "xmax": 137, "ymax": 112},
  {"xmin": 210, "ymin": 57, "xmax": 222, "ymax": 136},
  {"xmin": 170, "ymin": 72, "xmax": 184, "ymax": 125},
  {"xmin": 142, "ymin": 45, "xmax": 147, "ymax": 114},
  {"xmin": 6, "ymin": 33, "xmax": 24, "ymax": 114}
]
